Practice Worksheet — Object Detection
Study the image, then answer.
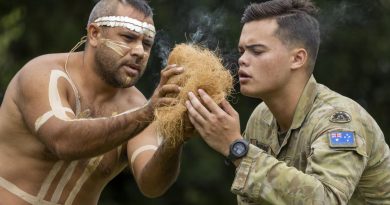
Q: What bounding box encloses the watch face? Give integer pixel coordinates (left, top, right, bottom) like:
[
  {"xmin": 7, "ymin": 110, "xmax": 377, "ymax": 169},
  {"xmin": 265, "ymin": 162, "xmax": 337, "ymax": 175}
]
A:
[{"xmin": 233, "ymin": 142, "xmax": 247, "ymax": 157}]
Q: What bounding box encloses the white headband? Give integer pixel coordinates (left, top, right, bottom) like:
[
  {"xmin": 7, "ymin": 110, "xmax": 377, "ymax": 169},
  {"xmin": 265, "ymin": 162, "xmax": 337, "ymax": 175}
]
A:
[{"xmin": 94, "ymin": 16, "xmax": 156, "ymax": 38}]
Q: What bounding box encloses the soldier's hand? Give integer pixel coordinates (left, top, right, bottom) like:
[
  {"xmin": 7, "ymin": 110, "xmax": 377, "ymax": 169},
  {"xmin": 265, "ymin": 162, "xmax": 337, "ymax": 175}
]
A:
[{"xmin": 186, "ymin": 89, "xmax": 242, "ymax": 156}]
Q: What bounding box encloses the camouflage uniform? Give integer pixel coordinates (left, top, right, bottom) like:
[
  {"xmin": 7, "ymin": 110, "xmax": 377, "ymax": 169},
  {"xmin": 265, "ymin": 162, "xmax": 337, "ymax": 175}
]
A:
[{"xmin": 232, "ymin": 76, "xmax": 390, "ymax": 205}]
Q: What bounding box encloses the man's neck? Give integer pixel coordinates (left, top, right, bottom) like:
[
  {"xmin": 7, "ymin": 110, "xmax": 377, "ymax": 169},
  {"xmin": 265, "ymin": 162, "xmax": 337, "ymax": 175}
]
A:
[
  {"xmin": 73, "ymin": 51, "xmax": 120, "ymax": 103},
  {"xmin": 262, "ymin": 77, "xmax": 308, "ymax": 133}
]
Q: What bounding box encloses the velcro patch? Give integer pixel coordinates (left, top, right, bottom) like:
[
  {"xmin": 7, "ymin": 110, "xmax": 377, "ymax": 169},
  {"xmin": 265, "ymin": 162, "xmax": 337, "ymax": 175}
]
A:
[
  {"xmin": 328, "ymin": 131, "xmax": 357, "ymax": 148},
  {"xmin": 329, "ymin": 111, "xmax": 351, "ymax": 123}
]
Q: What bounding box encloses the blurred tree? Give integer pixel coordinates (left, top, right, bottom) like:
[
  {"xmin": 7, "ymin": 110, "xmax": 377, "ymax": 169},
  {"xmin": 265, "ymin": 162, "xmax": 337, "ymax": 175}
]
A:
[
  {"xmin": 0, "ymin": 0, "xmax": 389, "ymax": 204},
  {"xmin": 0, "ymin": 7, "xmax": 24, "ymax": 93},
  {"xmin": 316, "ymin": 0, "xmax": 390, "ymax": 137}
]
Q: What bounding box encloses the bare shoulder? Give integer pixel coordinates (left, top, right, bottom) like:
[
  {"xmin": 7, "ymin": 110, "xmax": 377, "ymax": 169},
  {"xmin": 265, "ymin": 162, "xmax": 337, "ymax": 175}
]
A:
[
  {"xmin": 19, "ymin": 53, "xmax": 68, "ymax": 73},
  {"xmin": 17, "ymin": 53, "xmax": 68, "ymax": 86},
  {"xmin": 14, "ymin": 53, "xmax": 69, "ymax": 106}
]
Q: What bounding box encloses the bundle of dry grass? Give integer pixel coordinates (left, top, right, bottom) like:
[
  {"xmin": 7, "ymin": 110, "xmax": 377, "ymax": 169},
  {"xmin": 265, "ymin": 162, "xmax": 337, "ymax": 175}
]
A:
[{"xmin": 154, "ymin": 43, "xmax": 233, "ymax": 146}]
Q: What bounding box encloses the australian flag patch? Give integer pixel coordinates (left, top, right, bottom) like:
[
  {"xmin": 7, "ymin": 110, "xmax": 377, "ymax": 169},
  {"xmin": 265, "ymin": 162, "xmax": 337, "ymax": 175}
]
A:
[{"xmin": 328, "ymin": 131, "xmax": 357, "ymax": 148}]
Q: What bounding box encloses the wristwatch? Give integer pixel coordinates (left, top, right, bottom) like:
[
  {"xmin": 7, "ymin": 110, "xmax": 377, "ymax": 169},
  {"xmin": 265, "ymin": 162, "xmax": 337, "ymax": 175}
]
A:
[{"xmin": 225, "ymin": 139, "xmax": 249, "ymax": 165}]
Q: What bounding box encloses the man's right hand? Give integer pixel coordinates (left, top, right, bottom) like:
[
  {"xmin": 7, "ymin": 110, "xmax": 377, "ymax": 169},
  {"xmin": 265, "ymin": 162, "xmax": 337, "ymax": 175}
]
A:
[{"xmin": 147, "ymin": 64, "xmax": 184, "ymax": 113}]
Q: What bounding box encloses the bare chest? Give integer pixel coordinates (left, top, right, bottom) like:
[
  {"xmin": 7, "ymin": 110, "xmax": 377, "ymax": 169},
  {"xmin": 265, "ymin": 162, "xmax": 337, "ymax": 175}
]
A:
[
  {"xmin": 77, "ymin": 102, "xmax": 120, "ymax": 118},
  {"xmin": 0, "ymin": 146, "xmax": 127, "ymax": 205},
  {"xmin": 38, "ymin": 147, "xmax": 126, "ymax": 204}
]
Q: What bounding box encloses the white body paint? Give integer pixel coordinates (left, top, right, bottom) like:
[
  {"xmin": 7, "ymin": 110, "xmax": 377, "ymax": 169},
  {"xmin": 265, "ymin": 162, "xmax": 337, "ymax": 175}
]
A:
[
  {"xmin": 94, "ymin": 16, "xmax": 156, "ymax": 38},
  {"xmin": 0, "ymin": 69, "xmax": 144, "ymax": 204},
  {"xmin": 130, "ymin": 134, "xmax": 163, "ymax": 174},
  {"xmin": 35, "ymin": 70, "xmax": 145, "ymax": 132},
  {"xmin": 1, "ymin": 13, "xmax": 155, "ymax": 201}
]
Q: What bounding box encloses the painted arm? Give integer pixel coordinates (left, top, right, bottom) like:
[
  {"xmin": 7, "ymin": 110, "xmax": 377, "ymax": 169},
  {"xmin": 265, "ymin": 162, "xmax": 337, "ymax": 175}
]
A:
[
  {"xmin": 127, "ymin": 122, "xmax": 184, "ymax": 198},
  {"xmin": 17, "ymin": 65, "xmax": 182, "ymax": 160}
]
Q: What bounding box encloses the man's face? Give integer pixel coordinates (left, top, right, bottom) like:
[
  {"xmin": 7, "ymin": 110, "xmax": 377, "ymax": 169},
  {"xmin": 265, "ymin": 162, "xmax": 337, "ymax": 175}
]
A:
[
  {"xmin": 238, "ymin": 18, "xmax": 293, "ymax": 99},
  {"xmin": 94, "ymin": 5, "xmax": 155, "ymax": 88}
]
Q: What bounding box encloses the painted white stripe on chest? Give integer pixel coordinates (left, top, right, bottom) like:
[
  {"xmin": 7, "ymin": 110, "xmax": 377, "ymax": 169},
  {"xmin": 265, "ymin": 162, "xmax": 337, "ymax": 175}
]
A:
[{"xmin": 0, "ymin": 177, "xmax": 60, "ymax": 205}]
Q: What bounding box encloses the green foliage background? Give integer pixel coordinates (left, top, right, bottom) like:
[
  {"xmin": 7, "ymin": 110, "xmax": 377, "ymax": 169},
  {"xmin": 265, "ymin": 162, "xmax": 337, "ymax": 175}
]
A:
[{"xmin": 0, "ymin": 0, "xmax": 389, "ymax": 204}]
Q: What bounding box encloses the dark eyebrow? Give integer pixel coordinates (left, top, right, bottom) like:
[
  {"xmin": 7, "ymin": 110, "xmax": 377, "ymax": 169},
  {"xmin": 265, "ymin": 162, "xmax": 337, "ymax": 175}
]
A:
[
  {"xmin": 238, "ymin": 43, "xmax": 268, "ymax": 51},
  {"xmin": 120, "ymin": 30, "xmax": 138, "ymax": 37},
  {"xmin": 120, "ymin": 29, "xmax": 154, "ymax": 42},
  {"xmin": 245, "ymin": 44, "xmax": 267, "ymax": 50}
]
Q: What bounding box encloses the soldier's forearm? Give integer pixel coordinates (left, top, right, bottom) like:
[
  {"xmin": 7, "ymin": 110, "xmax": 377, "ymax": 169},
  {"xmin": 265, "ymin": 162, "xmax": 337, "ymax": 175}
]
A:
[{"xmin": 231, "ymin": 145, "xmax": 351, "ymax": 204}]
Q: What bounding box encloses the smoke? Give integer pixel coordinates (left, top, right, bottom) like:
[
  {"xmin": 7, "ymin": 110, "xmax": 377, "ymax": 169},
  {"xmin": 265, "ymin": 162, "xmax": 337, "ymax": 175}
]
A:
[
  {"xmin": 319, "ymin": 1, "xmax": 349, "ymax": 41},
  {"xmin": 185, "ymin": 8, "xmax": 240, "ymax": 91},
  {"xmin": 187, "ymin": 9, "xmax": 226, "ymax": 47},
  {"xmin": 319, "ymin": 1, "xmax": 370, "ymax": 42},
  {"xmin": 187, "ymin": 9, "xmax": 240, "ymax": 72},
  {"xmin": 153, "ymin": 8, "xmax": 240, "ymax": 72},
  {"xmin": 153, "ymin": 31, "xmax": 173, "ymax": 67}
]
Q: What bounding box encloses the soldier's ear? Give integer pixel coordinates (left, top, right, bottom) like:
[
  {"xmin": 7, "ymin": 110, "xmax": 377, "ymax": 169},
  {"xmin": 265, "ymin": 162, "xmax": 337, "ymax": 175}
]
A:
[
  {"xmin": 87, "ymin": 23, "xmax": 102, "ymax": 47},
  {"xmin": 290, "ymin": 48, "xmax": 307, "ymax": 70}
]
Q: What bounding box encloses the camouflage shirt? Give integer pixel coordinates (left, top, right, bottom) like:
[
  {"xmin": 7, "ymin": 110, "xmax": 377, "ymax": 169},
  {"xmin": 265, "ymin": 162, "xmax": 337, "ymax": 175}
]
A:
[{"xmin": 231, "ymin": 76, "xmax": 390, "ymax": 205}]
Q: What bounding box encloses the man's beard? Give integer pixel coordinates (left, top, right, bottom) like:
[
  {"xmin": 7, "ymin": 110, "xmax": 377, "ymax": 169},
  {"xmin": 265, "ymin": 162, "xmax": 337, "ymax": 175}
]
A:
[{"xmin": 94, "ymin": 45, "xmax": 141, "ymax": 88}]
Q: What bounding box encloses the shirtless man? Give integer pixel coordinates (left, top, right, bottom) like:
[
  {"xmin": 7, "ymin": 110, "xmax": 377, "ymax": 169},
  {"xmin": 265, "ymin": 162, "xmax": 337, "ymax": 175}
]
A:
[{"xmin": 0, "ymin": 0, "xmax": 184, "ymax": 204}]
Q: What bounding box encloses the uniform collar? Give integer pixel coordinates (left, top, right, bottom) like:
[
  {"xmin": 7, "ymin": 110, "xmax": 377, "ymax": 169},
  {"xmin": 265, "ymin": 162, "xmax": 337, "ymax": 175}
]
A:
[
  {"xmin": 290, "ymin": 75, "xmax": 318, "ymax": 130},
  {"xmin": 263, "ymin": 75, "xmax": 318, "ymax": 130},
  {"xmin": 262, "ymin": 75, "xmax": 318, "ymax": 155}
]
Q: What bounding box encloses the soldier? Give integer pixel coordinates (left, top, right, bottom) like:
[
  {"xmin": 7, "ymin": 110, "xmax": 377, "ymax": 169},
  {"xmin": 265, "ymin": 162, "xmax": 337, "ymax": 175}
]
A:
[
  {"xmin": 0, "ymin": 0, "xmax": 183, "ymax": 204},
  {"xmin": 186, "ymin": 0, "xmax": 390, "ymax": 204}
]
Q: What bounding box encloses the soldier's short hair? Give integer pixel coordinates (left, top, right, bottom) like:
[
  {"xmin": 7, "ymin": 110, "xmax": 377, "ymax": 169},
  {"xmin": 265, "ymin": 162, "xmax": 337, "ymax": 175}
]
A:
[
  {"xmin": 87, "ymin": 0, "xmax": 153, "ymax": 26},
  {"xmin": 242, "ymin": 0, "xmax": 320, "ymax": 71}
]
